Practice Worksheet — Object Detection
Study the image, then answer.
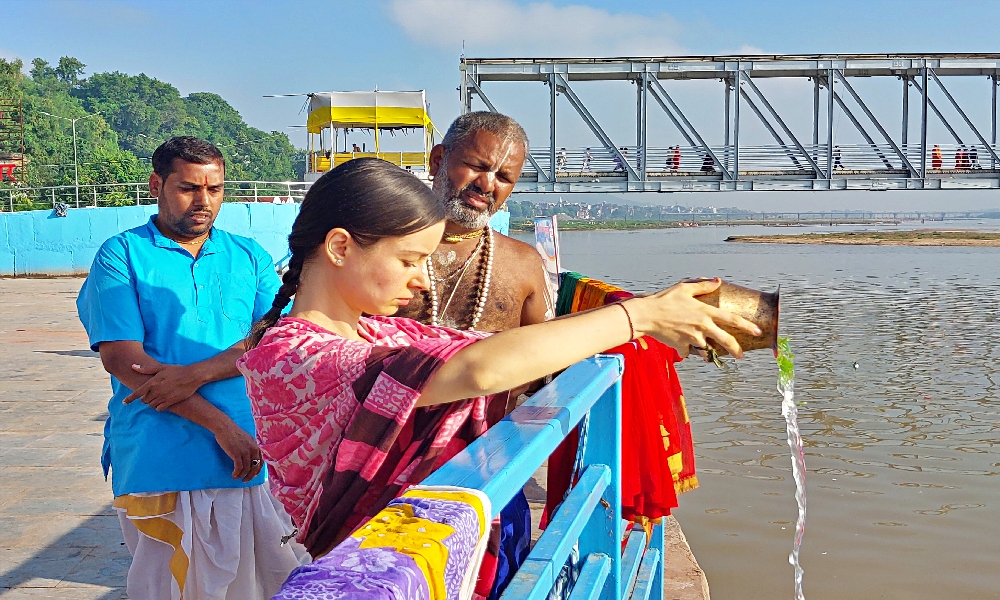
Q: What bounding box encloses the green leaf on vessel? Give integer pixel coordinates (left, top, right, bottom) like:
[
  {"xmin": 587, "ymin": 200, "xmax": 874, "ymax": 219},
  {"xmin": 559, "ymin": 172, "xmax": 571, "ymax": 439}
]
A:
[{"xmin": 776, "ymin": 337, "xmax": 795, "ymax": 388}]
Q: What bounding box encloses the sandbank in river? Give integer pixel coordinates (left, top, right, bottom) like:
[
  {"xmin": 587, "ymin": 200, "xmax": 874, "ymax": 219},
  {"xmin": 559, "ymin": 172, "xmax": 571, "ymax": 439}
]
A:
[{"xmin": 725, "ymin": 229, "xmax": 1000, "ymax": 246}]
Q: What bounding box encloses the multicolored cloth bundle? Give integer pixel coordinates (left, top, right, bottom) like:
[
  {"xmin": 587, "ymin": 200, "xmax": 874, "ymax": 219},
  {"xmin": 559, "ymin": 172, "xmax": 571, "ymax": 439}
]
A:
[
  {"xmin": 272, "ymin": 486, "xmax": 492, "ymax": 600},
  {"xmin": 545, "ymin": 273, "xmax": 698, "ymax": 525}
]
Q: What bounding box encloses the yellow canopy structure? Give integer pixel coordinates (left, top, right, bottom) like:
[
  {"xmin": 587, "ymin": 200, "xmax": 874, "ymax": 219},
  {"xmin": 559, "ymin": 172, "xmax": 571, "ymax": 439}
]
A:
[
  {"xmin": 303, "ymin": 90, "xmax": 438, "ymax": 179},
  {"xmin": 306, "ymin": 90, "xmax": 437, "ymax": 178},
  {"xmin": 306, "ymin": 91, "xmax": 435, "ymax": 134}
]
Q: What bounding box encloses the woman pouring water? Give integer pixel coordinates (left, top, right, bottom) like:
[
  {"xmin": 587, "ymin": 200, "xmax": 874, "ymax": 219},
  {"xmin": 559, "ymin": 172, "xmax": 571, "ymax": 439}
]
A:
[{"xmin": 237, "ymin": 158, "xmax": 760, "ymax": 562}]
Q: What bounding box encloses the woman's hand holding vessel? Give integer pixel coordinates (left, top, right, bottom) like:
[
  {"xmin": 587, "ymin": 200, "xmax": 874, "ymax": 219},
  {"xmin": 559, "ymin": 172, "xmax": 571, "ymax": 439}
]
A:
[
  {"xmin": 420, "ymin": 277, "xmax": 760, "ymax": 407},
  {"xmin": 625, "ymin": 278, "xmax": 761, "ymax": 359}
]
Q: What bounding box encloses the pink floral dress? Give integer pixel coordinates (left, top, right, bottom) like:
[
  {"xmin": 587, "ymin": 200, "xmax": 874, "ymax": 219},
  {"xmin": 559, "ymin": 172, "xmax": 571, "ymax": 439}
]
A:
[{"xmin": 237, "ymin": 316, "xmax": 493, "ymax": 557}]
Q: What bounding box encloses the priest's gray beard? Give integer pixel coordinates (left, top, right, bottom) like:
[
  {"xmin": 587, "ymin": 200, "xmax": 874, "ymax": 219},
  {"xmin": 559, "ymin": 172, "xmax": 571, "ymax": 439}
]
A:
[{"xmin": 435, "ymin": 169, "xmax": 496, "ymax": 229}]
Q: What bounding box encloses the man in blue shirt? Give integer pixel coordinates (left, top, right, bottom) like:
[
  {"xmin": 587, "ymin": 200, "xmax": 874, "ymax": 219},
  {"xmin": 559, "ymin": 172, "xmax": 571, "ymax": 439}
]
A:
[{"xmin": 77, "ymin": 137, "xmax": 301, "ymax": 600}]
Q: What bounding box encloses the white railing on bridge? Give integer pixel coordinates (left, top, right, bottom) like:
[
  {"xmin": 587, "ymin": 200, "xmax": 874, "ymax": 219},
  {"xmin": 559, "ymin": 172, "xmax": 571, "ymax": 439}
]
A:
[
  {"xmin": 0, "ymin": 181, "xmax": 311, "ymax": 213},
  {"xmin": 529, "ymin": 143, "xmax": 1000, "ymax": 176},
  {"xmin": 6, "ymin": 143, "xmax": 1000, "ymax": 212}
]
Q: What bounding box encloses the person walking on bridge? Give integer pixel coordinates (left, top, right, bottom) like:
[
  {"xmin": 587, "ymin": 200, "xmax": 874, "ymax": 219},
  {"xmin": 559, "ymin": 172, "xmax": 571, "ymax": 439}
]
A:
[
  {"xmin": 612, "ymin": 151, "xmax": 624, "ymax": 172},
  {"xmin": 932, "ymin": 144, "xmax": 943, "ymax": 169},
  {"xmin": 701, "ymin": 152, "xmax": 715, "ymax": 173},
  {"xmin": 77, "ymin": 137, "xmax": 302, "ymax": 600}
]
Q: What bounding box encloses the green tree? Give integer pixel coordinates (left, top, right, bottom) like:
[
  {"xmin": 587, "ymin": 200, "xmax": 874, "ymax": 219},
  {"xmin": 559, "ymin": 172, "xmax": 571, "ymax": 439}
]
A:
[
  {"xmin": 1, "ymin": 54, "xmax": 304, "ymax": 197},
  {"xmin": 55, "ymin": 57, "xmax": 85, "ymax": 86},
  {"xmin": 2, "ymin": 58, "xmax": 120, "ymax": 188},
  {"xmin": 0, "ymin": 58, "xmax": 24, "ymax": 83},
  {"xmin": 29, "ymin": 58, "xmax": 55, "ymax": 81},
  {"xmin": 184, "ymin": 92, "xmax": 298, "ymax": 181},
  {"xmin": 81, "ymin": 144, "xmax": 150, "ymax": 186},
  {"xmin": 509, "ymin": 200, "xmax": 537, "ymax": 219},
  {"xmin": 75, "ymin": 71, "xmax": 192, "ymax": 155}
]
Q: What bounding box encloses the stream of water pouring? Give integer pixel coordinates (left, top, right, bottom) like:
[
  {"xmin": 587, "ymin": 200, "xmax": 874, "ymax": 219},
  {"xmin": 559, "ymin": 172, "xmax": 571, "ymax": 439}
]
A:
[{"xmin": 777, "ymin": 337, "xmax": 806, "ymax": 600}]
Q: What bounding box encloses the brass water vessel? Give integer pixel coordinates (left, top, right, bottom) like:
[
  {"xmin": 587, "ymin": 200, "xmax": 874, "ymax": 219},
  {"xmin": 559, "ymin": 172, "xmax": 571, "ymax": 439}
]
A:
[{"xmin": 694, "ymin": 280, "xmax": 779, "ymax": 357}]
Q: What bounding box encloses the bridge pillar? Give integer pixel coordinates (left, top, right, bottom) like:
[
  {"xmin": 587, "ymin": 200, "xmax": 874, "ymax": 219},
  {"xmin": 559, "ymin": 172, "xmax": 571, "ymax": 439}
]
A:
[
  {"xmin": 920, "ymin": 65, "xmax": 928, "ymax": 178},
  {"xmin": 549, "ymin": 72, "xmax": 557, "ymax": 183},
  {"xmin": 992, "ymin": 74, "xmax": 998, "ymax": 170},
  {"xmin": 460, "ymin": 61, "xmax": 472, "ymax": 115},
  {"xmin": 733, "ymin": 64, "xmax": 741, "ymax": 180},
  {"xmin": 826, "ymin": 68, "xmax": 834, "ymax": 181},
  {"xmin": 902, "ymin": 75, "xmax": 909, "ymax": 149},
  {"xmin": 812, "ymin": 77, "xmax": 820, "ymax": 164},
  {"xmin": 724, "ymin": 78, "xmax": 731, "ymax": 172},
  {"xmin": 636, "ymin": 72, "xmax": 648, "ymax": 181}
]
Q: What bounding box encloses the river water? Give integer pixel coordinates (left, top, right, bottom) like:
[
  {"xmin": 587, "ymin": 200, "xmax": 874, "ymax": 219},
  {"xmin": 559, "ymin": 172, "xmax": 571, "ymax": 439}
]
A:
[{"xmin": 516, "ymin": 220, "xmax": 1000, "ymax": 599}]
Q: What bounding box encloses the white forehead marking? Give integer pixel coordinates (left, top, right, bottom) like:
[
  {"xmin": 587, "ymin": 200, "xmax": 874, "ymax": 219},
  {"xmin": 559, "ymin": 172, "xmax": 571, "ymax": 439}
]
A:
[{"xmin": 475, "ymin": 133, "xmax": 517, "ymax": 174}]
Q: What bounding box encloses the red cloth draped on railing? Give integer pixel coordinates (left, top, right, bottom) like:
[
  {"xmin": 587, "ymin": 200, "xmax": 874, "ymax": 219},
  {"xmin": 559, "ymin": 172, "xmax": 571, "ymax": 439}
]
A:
[{"xmin": 543, "ymin": 273, "xmax": 698, "ymax": 527}]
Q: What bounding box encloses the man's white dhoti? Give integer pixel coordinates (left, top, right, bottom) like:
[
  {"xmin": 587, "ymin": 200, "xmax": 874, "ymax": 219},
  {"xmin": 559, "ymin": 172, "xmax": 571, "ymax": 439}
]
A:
[{"xmin": 115, "ymin": 485, "xmax": 308, "ymax": 600}]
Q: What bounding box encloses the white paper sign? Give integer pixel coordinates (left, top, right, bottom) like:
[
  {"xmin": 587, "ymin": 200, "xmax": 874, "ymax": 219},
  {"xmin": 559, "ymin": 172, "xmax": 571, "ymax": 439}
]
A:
[{"xmin": 533, "ymin": 216, "xmax": 561, "ymax": 307}]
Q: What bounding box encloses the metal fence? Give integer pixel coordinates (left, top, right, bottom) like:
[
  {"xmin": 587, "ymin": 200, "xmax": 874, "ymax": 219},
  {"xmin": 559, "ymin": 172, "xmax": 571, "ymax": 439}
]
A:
[
  {"xmin": 528, "ymin": 143, "xmax": 1000, "ymax": 177},
  {"xmin": 5, "ymin": 141, "xmax": 997, "ymax": 212},
  {"xmin": 423, "ymin": 355, "xmax": 665, "ymax": 600},
  {"xmin": 0, "ymin": 181, "xmax": 311, "ymax": 212}
]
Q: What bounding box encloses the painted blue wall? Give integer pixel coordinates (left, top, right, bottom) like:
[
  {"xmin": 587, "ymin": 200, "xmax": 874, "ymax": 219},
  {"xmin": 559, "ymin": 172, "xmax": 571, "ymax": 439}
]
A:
[
  {"xmin": 0, "ymin": 204, "xmax": 511, "ymax": 277},
  {"xmin": 489, "ymin": 208, "xmax": 509, "ymax": 238}
]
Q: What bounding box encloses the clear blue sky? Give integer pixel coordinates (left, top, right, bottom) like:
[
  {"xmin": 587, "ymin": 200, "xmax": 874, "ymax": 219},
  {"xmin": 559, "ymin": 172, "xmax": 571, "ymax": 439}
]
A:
[{"xmin": 4, "ymin": 0, "xmax": 997, "ymax": 140}]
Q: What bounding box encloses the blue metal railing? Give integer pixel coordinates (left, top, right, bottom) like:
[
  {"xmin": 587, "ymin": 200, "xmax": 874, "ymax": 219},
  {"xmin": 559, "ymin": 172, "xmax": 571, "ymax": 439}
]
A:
[
  {"xmin": 274, "ymin": 251, "xmax": 292, "ymax": 273},
  {"xmin": 422, "ymin": 355, "xmax": 665, "ymax": 600}
]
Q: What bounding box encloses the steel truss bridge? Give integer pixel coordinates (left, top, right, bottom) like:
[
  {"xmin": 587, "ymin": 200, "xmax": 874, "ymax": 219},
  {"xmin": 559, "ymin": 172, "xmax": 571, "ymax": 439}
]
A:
[{"xmin": 460, "ymin": 53, "xmax": 1000, "ymax": 193}]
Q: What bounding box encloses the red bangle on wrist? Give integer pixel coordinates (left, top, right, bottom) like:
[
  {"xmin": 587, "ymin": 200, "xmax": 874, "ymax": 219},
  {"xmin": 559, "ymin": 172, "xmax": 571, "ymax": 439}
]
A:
[{"xmin": 618, "ymin": 302, "xmax": 635, "ymax": 340}]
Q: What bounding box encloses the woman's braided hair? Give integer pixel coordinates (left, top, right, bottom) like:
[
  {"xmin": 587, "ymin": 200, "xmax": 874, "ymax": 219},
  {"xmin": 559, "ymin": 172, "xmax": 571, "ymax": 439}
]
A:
[{"xmin": 247, "ymin": 158, "xmax": 445, "ymax": 349}]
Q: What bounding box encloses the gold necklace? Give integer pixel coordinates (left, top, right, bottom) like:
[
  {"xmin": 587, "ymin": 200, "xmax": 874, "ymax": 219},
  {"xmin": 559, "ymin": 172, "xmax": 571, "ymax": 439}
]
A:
[
  {"xmin": 442, "ymin": 228, "xmax": 486, "ymax": 244},
  {"xmin": 176, "ymin": 232, "xmax": 210, "ymax": 245},
  {"xmin": 426, "ymin": 228, "xmax": 494, "ymax": 330}
]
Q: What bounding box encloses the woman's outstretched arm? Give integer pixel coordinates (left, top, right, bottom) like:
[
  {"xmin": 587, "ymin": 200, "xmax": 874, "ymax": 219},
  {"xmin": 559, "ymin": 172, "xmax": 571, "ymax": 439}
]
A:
[{"xmin": 419, "ymin": 278, "xmax": 760, "ymax": 407}]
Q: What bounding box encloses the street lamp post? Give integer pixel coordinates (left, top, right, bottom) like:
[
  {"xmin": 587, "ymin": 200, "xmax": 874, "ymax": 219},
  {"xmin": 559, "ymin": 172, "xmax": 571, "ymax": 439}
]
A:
[{"xmin": 38, "ymin": 110, "xmax": 97, "ymax": 208}]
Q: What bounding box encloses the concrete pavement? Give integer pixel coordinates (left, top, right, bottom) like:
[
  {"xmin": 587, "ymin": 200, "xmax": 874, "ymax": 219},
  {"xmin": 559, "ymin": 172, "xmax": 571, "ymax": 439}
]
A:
[{"xmin": 0, "ymin": 277, "xmax": 127, "ymax": 599}]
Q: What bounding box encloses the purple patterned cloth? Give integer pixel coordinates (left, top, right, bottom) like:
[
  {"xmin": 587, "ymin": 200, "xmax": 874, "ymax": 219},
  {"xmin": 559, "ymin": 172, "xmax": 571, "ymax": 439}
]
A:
[
  {"xmin": 385, "ymin": 495, "xmax": 481, "ymax": 599},
  {"xmin": 273, "ymin": 538, "xmax": 430, "ymax": 600},
  {"xmin": 271, "ymin": 487, "xmax": 491, "ymax": 600}
]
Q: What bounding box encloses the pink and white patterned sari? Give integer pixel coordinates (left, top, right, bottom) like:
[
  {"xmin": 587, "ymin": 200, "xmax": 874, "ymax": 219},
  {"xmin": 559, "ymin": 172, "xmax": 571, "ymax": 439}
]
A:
[{"xmin": 237, "ymin": 316, "xmax": 494, "ymax": 558}]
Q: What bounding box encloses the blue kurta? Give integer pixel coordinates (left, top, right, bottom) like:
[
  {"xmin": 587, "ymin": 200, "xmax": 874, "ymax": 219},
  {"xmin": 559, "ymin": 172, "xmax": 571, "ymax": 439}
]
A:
[{"xmin": 77, "ymin": 216, "xmax": 280, "ymax": 496}]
